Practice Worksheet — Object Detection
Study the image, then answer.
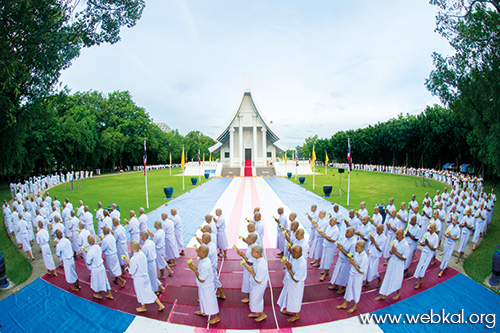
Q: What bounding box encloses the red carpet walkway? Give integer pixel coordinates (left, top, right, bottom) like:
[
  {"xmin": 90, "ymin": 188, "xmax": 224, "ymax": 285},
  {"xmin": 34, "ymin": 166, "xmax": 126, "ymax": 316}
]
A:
[{"xmin": 42, "ymin": 246, "xmax": 458, "ymax": 330}]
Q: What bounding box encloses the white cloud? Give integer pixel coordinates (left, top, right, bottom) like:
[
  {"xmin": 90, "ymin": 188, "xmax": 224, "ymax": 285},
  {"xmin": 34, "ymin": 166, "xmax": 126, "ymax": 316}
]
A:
[{"xmin": 59, "ymin": 0, "xmax": 453, "ymax": 146}]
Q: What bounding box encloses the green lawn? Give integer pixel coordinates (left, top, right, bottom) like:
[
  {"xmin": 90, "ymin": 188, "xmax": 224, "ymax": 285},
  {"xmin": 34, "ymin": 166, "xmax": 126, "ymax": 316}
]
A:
[
  {"xmin": 291, "ymin": 167, "xmax": 445, "ymax": 210},
  {"xmin": 2, "ymin": 166, "xmax": 498, "ymax": 289},
  {"xmin": 47, "ymin": 168, "xmax": 201, "ymax": 216},
  {"xmin": 0, "ymin": 186, "xmax": 33, "ymax": 285}
]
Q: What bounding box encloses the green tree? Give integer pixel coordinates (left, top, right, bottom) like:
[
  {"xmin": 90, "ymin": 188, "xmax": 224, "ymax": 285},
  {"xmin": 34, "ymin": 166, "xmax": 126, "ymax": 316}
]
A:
[
  {"xmin": 0, "ymin": 0, "xmax": 144, "ymax": 177},
  {"xmin": 427, "ymin": 1, "xmax": 500, "ymax": 176}
]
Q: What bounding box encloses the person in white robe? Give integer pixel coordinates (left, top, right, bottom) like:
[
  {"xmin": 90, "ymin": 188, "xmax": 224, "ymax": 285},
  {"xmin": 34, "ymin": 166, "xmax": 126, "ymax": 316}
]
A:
[
  {"xmin": 364, "ymin": 224, "xmax": 387, "ymax": 287},
  {"xmin": 78, "ymin": 221, "xmax": 91, "ymax": 271},
  {"xmin": 61, "ymin": 203, "xmax": 72, "ymax": 238},
  {"xmin": 274, "ymin": 207, "xmax": 288, "ymax": 257},
  {"xmin": 82, "ymin": 205, "xmax": 94, "ymax": 235},
  {"xmin": 428, "ymin": 211, "xmax": 442, "ymax": 265},
  {"xmin": 336, "ymin": 240, "xmax": 368, "ymax": 313},
  {"xmin": 170, "ymin": 208, "xmax": 184, "ymax": 256},
  {"xmin": 413, "ymin": 223, "xmax": 439, "ymax": 289},
  {"xmin": 214, "ymin": 208, "xmax": 228, "ymax": 257},
  {"xmin": 310, "ymin": 210, "xmax": 328, "ymax": 266},
  {"xmin": 439, "ymin": 217, "xmax": 461, "ymax": 277},
  {"xmin": 248, "ymin": 220, "xmax": 263, "ymax": 248},
  {"xmin": 357, "ymin": 202, "xmax": 369, "ymax": 219},
  {"xmin": 69, "ymin": 210, "xmax": 81, "ymax": 255},
  {"xmin": 355, "ymin": 216, "xmax": 374, "ymax": 250},
  {"xmin": 456, "ymin": 208, "xmax": 474, "ymax": 263},
  {"xmin": 253, "ymin": 211, "xmax": 265, "ymax": 244},
  {"xmin": 375, "ymin": 228, "xmax": 410, "ymax": 301},
  {"xmin": 137, "ymin": 207, "xmax": 148, "ymax": 235},
  {"xmin": 109, "ymin": 203, "xmax": 120, "ymax": 222},
  {"xmin": 140, "ymin": 230, "xmax": 165, "ymax": 294},
  {"xmin": 151, "ymin": 220, "xmax": 173, "ymax": 278},
  {"xmin": 420, "ymin": 201, "xmax": 433, "ymax": 240},
  {"xmin": 314, "ymin": 216, "xmax": 339, "ymax": 281},
  {"xmin": 85, "ymin": 235, "xmax": 113, "ymax": 299},
  {"xmin": 472, "ymin": 202, "xmax": 486, "ymax": 251},
  {"xmin": 126, "ymin": 210, "xmax": 140, "ymax": 243},
  {"xmin": 50, "ymin": 216, "xmax": 65, "ymax": 240},
  {"xmin": 205, "ymin": 214, "xmax": 218, "ymax": 246},
  {"xmin": 55, "ymin": 230, "xmax": 80, "ymax": 291},
  {"xmin": 101, "ymin": 210, "xmax": 112, "ymax": 232},
  {"xmin": 198, "ymin": 231, "xmax": 226, "ymax": 299},
  {"xmin": 383, "ymin": 209, "xmax": 398, "ymax": 264},
  {"xmin": 36, "ymin": 220, "xmax": 57, "ymax": 276},
  {"xmin": 161, "ymin": 212, "xmax": 179, "ymax": 266},
  {"xmin": 188, "ymin": 244, "xmax": 220, "ymax": 324},
  {"xmin": 408, "ymin": 194, "xmax": 419, "ymax": 212},
  {"xmin": 112, "ymin": 218, "xmax": 129, "ymax": 273},
  {"xmin": 371, "ymin": 206, "xmax": 383, "ymax": 228},
  {"xmin": 329, "ymin": 227, "xmax": 356, "ymax": 293},
  {"xmin": 306, "ymin": 204, "xmax": 319, "ymax": 253},
  {"xmin": 243, "ymin": 245, "xmax": 268, "ymax": 322},
  {"xmin": 17, "ymin": 213, "xmax": 34, "ymax": 260},
  {"xmin": 124, "ymin": 241, "xmax": 165, "ymax": 313},
  {"xmin": 95, "ymin": 203, "xmax": 104, "ymax": 238},
  {"xmin": 291, "ymin": 229, "xmax": 308, "ymax": 259},
  {"xmin": 277, "ymin": 245, "xmax": 307, "ymax": 323},
  {"xmin": 101, "ymin": 226, "xmax": 126, "ymax": 287},
  {"xmin": 404, "ymin": 215, "xmax": 421, "ymax": 274},
  {"xmin": 237, "ymin": 233, "xmax": 258, "ymax": 303},
  {"xmin": 3, "ymin": 201, "xmax": 14, "ymax": 237}
]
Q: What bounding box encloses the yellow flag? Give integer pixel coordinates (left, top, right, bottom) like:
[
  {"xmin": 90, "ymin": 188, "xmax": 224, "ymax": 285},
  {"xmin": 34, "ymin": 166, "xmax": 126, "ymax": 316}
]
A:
[
  {"xmin": 285, "ymin": 151, "xmax": 288, "ymax": 163},
  {"xmin": 181, "ymin": 146, "xmax": 185, "ymax": 169},
  {"xmin": 325, "ymin": 151, "xmax": 329, "ymax": 165},
  {"xmin": 169, "ymin": 152, "xmax": 172, "ymax": 165},
  {"xmin": 203, "ymin": 152, "xmax": 205, "ymax": 164},
  {"xmin": 311, "ymin": 146, "xmax": 316, "ymax": 168},
  {"xmin": 209, "ymin": 152, "xmax": 212, "ymax": 163}
]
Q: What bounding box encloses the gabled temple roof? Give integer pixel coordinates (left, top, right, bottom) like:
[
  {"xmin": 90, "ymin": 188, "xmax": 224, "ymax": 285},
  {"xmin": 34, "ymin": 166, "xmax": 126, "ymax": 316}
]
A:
[{"xmin": 209, "ymin": 90, "xmax": 285, "ymax": 153}]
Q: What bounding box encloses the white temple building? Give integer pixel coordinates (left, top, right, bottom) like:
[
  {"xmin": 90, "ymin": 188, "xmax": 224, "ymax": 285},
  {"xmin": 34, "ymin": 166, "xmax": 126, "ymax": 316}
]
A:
[
  {"xmin": 182, "ymin": 89, "xmax": 313, "ymax": 177},
  {"xmin": 208, "ymin": 90, "xmax": 286, "ymax": 176}
]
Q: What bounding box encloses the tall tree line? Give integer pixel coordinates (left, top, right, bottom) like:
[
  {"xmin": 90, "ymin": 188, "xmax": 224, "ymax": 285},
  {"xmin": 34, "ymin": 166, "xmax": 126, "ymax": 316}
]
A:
[
  {"xmin": 299, "ymin": 105, "xmax": 475, "ymax": 172},
  {"xmin": 4, "ymin": 89, "xmax": 217, "ymax": 178}
]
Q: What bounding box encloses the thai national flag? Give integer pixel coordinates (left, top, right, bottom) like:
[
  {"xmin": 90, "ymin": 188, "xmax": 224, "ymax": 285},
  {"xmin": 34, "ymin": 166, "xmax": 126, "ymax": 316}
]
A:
[
  {"xmin": 198, "ymin": 149, "xmax": 201, "ymax": 165},
  {"xmin": 347, "ymin": 138, "xmax": 352, "ymax": 173},
  {"xmin": 295, "ymin": 148, "xmax": 299, "ymax": 166},
  {"xmin": 143, "ymin": 140, "xmax": 147, "ymax": 176}
]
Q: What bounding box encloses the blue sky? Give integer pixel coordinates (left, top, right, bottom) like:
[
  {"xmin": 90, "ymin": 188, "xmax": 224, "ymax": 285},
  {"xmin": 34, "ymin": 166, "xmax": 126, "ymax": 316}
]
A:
[{"xmin": 59, "ymin": 0, "xmax": 452, "ymax": 148}]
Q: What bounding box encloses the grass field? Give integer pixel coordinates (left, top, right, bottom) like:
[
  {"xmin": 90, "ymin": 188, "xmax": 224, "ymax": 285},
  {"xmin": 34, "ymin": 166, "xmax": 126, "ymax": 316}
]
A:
[
  {"xmin": 2, "ymin": 166, "xmax": 498, "ymax": 289},
  {"xmin": 0, "ymin": 186, "xmax": 33, "ymax": 285}
]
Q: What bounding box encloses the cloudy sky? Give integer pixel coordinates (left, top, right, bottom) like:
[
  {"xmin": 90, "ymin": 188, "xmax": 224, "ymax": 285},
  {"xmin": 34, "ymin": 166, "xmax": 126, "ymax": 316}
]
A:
[{"xmin": 59, "ymin": 0, "xmax": 453, "ymax": 148}]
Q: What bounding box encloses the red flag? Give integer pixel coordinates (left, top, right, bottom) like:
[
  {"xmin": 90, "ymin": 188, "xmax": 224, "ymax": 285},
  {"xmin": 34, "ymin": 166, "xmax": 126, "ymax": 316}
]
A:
[
  {"xmin": 347, "ymin": 138, "xmax": 352, "ymax": 173},
  {"xmin": 198, "ymin": 149, "xmax": 201, "ymax": 165},
  {"xmin": 143, "ymin": 140, "xmax": 147, "ymax": 176}
]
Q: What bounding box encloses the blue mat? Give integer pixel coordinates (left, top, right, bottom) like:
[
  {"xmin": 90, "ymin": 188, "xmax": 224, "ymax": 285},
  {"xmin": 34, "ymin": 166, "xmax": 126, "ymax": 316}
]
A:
[
  {"xmin": 264, "ymin": 177, "xmax": 349, "ymax": 233},
  {"xmin": 373, "ymin": 273, "xmax": 500, "ymax": 332},
  {"xmin": 145, "ymin": 177, "xmax": 233, "ymax": 246},
  {"xmin": 0, "ymin": 278, "xmax": 134, "ymax": 333}
]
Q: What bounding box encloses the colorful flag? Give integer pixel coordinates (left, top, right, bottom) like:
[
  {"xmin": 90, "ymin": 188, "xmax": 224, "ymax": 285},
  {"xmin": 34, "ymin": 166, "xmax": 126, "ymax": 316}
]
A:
[
  {"xmin": 181, "ymin": 146, "xmax": 185, "ymax": 169},
  {"xmin": 143, "ymin": 140, "xmax": 147, "ymax": 176},
  {"xmin": 198, "ymin": 149, "xmax": 201, "ymax": 165},
  {"xmin": 308, "ymin": 152, "xmax": 311, "ymax": 165},
  {"xmin": 295, "ymin": 148, "xmax": 299, "ymax": 166},
  {"xmin": 325, "ymin": 151, "xmax": 329, "ymax": 165},
  {"xmin": 311, "ymin": 146, "xmax": 316, "ymax": 168},
  {"xmin": 347, "ymin": 138, "xmax": 352, "ymax": 173}
]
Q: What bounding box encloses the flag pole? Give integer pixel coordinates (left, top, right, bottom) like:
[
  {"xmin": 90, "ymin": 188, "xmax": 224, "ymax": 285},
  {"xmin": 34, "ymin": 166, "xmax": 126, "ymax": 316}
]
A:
[
  {"xmin": 347, "ymin": 137, "xmax": 351, "ymax": 206},
  {"xmin": 144, "ymin": 140, "xmax": 149, "ymax": 209},
  {"xmin": 182, "ymin": 145, "xmax": 185, "ymax": 191}
]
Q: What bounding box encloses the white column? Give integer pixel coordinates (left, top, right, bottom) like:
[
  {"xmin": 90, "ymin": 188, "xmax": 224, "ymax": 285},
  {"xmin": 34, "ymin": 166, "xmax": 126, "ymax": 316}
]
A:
[
  {"xmin": 261, "ymin": 128, "xmax": 267, "ymax": 164},
  {"xmin": 229, "ymin": 127, "xmax": 234, "ymax": 167},
  {"xmin": 252, "ymin": 115, "xmax": 257, "ymax": 166},
  {"xmin": 239, "ymin": 115, "xmax": 243, "ymax": 166}
]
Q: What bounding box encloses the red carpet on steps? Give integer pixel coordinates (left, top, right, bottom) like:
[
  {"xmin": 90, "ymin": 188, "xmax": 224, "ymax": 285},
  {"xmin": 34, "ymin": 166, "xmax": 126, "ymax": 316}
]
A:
[
  {"xmin": 244, "ymin": 160, "xmax": 252, "ymax": 177},
  {"xmin": 42, "ymin": 247, "xmax": 458, "ymax": 329}
]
